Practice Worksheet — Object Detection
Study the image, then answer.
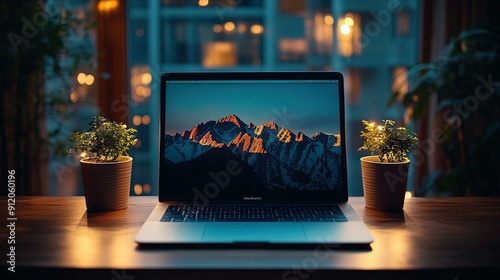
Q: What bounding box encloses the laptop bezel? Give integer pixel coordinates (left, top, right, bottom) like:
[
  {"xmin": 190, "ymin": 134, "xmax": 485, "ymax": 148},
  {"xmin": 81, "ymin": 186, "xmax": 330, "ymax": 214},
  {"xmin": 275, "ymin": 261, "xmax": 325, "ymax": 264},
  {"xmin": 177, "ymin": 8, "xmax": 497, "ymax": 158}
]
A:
[{"xmin": 158, "ymin": 71, "xmax": 348, "ymax": 204}]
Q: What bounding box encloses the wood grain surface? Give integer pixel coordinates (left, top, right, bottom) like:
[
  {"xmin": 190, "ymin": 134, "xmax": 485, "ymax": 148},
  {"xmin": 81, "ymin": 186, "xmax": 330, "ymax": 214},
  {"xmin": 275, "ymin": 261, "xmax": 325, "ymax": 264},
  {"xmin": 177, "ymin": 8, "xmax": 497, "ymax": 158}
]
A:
[{"xmin": 1, "ymin": 196, "xmax": 500, "ymax": 279}]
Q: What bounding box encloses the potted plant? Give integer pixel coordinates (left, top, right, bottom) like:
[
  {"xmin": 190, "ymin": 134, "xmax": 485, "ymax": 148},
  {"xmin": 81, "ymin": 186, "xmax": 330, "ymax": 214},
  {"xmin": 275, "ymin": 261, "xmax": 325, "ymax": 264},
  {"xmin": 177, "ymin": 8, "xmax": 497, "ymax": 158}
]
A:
[
  {"xmin": 66, "ymin": 116, "xmax": 138, "ymax": 212},
  {"xmin": 358, "ymin": 120, "xmax": 418, "ymax": 212}
]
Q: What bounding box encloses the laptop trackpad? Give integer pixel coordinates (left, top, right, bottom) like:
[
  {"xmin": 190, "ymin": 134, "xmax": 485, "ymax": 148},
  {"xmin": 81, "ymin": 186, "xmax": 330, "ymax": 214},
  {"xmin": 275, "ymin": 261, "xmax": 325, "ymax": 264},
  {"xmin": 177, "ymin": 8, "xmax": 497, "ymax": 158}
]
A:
[{"xmin": 202, "ymin": 223, "xmax": 306, "ymax": 242}]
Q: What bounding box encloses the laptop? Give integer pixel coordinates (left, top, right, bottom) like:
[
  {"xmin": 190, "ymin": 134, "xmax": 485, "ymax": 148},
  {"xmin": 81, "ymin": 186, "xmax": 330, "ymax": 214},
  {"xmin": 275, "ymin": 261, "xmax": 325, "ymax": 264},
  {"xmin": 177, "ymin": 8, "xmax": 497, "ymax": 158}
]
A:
[{"xmin": 134, "ymin": 71, "xmax": 374, "ymax": 247}]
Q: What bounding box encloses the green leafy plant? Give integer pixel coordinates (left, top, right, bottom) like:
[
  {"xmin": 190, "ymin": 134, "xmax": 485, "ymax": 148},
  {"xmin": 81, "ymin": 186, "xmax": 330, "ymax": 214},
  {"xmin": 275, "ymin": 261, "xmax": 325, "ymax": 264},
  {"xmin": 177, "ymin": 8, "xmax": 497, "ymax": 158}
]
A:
[
  {"xmin": 1, "ymin": 1, "xmax": 94, "ymax": 195},
  {"xmin": 358, "ymin": 120, "xmax": 418, "ymax": 163},
  {"xmin": 389, "ymin": 27, "xmax": 500, "ymax": 196},
  {"xmin": 67, "ymin": 116, "xmax": 138, "ymax": 162}
]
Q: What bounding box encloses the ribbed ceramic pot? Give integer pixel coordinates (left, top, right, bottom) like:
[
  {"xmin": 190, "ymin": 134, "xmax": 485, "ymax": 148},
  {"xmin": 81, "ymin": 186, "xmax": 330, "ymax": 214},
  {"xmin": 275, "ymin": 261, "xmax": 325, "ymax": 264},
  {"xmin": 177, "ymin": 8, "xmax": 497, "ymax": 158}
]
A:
[
  {"xmin": 360, "ymin": 155, "xmax": 409, "ymax": 212},
  {"xmin": 80, "ymin": 156, "xmax": 132, "ymax": 212}
]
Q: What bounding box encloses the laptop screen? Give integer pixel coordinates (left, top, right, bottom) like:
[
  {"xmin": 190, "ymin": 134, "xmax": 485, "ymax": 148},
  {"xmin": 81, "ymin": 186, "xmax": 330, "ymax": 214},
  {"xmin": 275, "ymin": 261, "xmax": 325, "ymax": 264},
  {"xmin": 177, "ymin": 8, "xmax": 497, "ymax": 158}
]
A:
[{"xmin": 160, "ymin": 72, "xmax": 348, "ymax": 204}]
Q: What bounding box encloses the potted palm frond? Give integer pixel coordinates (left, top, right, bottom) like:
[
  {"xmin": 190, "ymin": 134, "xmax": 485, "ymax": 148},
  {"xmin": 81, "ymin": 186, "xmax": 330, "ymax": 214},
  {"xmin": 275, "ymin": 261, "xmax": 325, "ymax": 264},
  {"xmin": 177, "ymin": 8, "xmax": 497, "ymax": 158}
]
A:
[
  {"xmin": 358, "ymin": 120, "xmax": 418, "ymax": 212},
  {"xmin": 66, "ymin": 116, "xmax": 138, "ymax": 212}
]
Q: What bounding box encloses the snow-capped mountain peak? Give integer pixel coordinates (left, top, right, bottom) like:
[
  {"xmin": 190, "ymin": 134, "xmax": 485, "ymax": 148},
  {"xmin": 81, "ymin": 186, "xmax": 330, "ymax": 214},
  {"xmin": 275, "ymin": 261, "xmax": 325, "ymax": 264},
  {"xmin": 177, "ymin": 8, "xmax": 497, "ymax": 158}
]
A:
[
  {"xmin": 312, "ymin": 132, "xmax": 341, "ymax": 147},
  {"xmin": 229, "ymin": 132, "xmax": 267, "ymax": 154},
  {"xmin": 295, "ymin": 132, "xmax": 306, "ymax": 142},
  {"xmin": 199, "ymin": 131, "xmax": 224, "ymax": 148},
  {"xmin": 277, "ymin": 128, "xmax": 296, "ymax": 143},
  {"xmin": 216, "ymin": 114, "xmax": 246, "ymax": 128},
  {"xmin": 263, "ymin": 121, "xmax": 279, "ymax": 130},
  {"xmin": 164, "ymin": 115, "xmax": 343, "ymax": 191}
]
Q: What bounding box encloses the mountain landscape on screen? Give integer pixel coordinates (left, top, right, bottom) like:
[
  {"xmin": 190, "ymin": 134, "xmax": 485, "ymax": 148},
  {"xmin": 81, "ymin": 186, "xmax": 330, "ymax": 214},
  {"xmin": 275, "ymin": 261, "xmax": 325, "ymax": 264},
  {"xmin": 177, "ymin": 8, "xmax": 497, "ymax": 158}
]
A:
[{"xmin": 164, "ymin": 114, "xmax": 342, "ymax": 191}]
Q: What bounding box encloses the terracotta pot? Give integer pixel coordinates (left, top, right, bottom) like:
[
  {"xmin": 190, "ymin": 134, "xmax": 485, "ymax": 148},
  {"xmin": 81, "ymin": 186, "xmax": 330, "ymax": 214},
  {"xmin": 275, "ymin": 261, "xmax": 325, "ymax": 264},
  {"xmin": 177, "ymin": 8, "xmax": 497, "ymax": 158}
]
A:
[
  {"xmin": 80, "ymin": 156, "xmax": 132, "ymax": 212},
  {"xmin": 360, "ymin": 155, "xmax": 409, "ymax": 212}
]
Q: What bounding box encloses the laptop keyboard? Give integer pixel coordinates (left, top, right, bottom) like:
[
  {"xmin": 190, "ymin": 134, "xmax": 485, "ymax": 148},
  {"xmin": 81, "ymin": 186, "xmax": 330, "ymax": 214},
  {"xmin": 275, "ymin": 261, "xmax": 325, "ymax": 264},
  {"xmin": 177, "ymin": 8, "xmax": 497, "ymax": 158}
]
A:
[{"xmin": 160, "ymin": 205, "xmax": 348, "ymax": 222}]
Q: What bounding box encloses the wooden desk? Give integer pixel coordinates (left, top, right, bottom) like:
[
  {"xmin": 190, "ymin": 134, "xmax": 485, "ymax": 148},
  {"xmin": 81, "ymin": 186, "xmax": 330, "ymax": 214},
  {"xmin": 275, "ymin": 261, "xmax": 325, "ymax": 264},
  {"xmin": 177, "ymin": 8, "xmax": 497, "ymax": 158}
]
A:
[{"xmin": 1, "ymin": 196, "xmax": 500, "ymax": 279}]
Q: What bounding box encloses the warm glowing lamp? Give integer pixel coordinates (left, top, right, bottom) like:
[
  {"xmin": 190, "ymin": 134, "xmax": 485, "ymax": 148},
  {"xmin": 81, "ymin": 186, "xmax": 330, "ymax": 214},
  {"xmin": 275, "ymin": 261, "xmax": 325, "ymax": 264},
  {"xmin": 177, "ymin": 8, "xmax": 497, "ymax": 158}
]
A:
[
  {"xmin": 324, "ymin": 14, "xmax": 334, "ymax": 25},
  {"xmin": 340, "ymin": 24, "xmax": 351, "ymax": 35},
  {"xmin": 97, "ymin": 0, "xmax": 119, "ymax": 12}
]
